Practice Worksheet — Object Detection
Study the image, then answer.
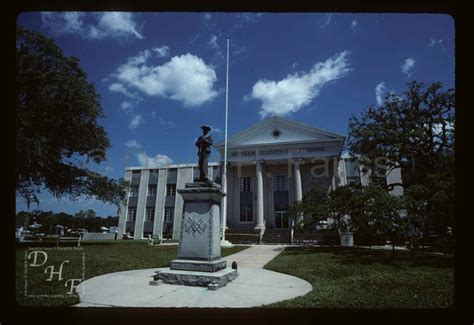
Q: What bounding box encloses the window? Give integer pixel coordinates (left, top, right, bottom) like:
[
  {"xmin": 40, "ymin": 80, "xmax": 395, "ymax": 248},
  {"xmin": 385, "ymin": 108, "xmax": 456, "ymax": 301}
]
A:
[
  {"xmin": 148, "ymin": 185, "xmax": 156, "ymax": 197},
  {"xmin": 240, "ymin": 177, "xmax": 253, "ymax": 192},
  {"xmin": 240, "ymin": 204, "xmax": 253, "ymax": 222},
  {"xmin": 145, "ymin": 208, "xmax": 155, "ymax": 222},
  {"xmin": 127, "ymin": 208, "xmax": 136, "ymax": 221},
  {"xmin": 345, "ymin": 159, "xmax": 361, "ymax": 185},
  {"xmin": 166, "ymin": 184, "xmax": 176, "ymax": 197},
  {"xmin": 130, "ymin": 185, "xmax": 139, "ymax": 197},
  {"xmin": 273, "ymin": 175, "xmax": 288, "ymax": 191},
  {"xmin": 164, "ymin": 207, "xmax": 174, "ymax": 222}
]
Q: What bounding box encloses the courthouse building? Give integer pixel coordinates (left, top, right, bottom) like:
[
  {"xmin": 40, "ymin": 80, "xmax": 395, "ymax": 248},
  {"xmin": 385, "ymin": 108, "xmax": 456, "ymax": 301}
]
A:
[{"xmin": 117, "ymin": 116, "xmax": 403, "ymax": 240}]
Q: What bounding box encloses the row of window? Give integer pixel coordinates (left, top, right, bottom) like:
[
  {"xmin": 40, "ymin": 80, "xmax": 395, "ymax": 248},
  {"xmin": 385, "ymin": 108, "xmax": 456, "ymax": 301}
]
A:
[
  {"xmin": 133, "ymin": 175, "xmax": 293, "ymax": 197},
  {"xmin": 129, "ymin": 184, "xmax": 176, "ymax": 198},
  {"xmin": 127, "ymin": 207, "xmax": 174, "ymax": 222}
]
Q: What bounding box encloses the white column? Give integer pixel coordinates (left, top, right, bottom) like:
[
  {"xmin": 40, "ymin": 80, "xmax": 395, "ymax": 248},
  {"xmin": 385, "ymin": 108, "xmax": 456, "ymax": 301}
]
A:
[
  {"xmin": 255, "ymin": 160, "xmax": 265, "ymax": 229},
  {"xmin": 294, "ymin": 159, "xmax": 303, "ymax": 225},
  {"xmin": 134, "ymin": 169, "xmax": 149, "ymax": 239},
  {"xmin": 294, "ymin": 159, "xmax": 303, "ymax": 202}
]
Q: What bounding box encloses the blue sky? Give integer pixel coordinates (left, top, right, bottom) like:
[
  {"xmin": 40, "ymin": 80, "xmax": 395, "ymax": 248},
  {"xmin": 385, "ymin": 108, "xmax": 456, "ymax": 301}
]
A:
[{"xmin": 16, "ymin": 12, "xmax": 454, "ymax": 216}]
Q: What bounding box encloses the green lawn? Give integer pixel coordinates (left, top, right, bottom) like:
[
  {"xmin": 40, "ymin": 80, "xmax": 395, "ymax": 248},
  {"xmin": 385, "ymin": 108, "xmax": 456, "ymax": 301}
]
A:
[
  {"xmin": 263, "ymin": 246, "xmax": 454, "ymax": 308},
  {"xmin": 16, "ymin": 241, "xmax": 248, "ymax": 307}
]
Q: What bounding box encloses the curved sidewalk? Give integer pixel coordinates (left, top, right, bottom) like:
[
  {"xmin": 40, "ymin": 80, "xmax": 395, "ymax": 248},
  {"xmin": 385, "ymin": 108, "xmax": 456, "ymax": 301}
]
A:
[{"xmin": 74, "ymin": 244, "xmax": 313, "ymax": 308}]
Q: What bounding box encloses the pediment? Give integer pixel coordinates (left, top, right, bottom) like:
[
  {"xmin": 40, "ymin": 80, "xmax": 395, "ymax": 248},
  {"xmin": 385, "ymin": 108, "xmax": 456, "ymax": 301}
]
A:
[{"xmin": 215, "ymin": 116, "xmax": 344, "ymax": 149}]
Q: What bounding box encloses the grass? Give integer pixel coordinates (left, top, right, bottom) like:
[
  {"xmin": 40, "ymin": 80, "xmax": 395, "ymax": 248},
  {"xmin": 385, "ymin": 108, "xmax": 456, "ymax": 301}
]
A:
[
  {"xmin": 263, "ymin": 246, "xmax": 454, "ymax": 308},
  {"xmin": 16, "ymin": 240, "xmax": 248, "ymax": 307}
]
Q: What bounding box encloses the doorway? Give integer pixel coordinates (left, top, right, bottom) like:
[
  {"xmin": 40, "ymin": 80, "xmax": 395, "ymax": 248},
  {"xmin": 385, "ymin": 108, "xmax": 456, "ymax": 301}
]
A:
[{"xmin": 274, "ymin": 211, "xmax": 289, "ymax": 229}]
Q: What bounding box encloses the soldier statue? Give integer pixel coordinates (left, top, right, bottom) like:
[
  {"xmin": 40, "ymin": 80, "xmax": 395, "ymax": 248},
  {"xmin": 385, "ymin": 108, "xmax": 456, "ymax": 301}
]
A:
[{"xmin": 195, "ymin": 125, "xmax": 213, "ymax": 182}]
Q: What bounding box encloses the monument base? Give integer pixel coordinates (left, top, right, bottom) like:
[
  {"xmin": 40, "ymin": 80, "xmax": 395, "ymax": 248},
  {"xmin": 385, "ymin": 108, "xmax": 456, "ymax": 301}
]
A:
[
  {"xmin": 170, "ymin": 259, "xmax": 227, "ymax": 272},
  {"xmin": 151, "ymin": 180, "xmax": 238, "ymax": 289},
  {"xmin": 153, "ymin": 268, "xmax": 238, "ymax": 288}
]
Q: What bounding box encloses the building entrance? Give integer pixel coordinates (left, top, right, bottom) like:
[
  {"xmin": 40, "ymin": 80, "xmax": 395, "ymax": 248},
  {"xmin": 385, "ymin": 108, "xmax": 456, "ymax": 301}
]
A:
[{"xmin": 274, "ymin": 211, "xmax": 289, "ymax": 229}]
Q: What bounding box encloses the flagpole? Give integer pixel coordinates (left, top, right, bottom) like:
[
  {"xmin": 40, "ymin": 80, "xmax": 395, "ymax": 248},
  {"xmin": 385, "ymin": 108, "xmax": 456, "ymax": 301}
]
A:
[{"xmin": 221, "ymin": 36, "xmax": 231, "ymax": 246}]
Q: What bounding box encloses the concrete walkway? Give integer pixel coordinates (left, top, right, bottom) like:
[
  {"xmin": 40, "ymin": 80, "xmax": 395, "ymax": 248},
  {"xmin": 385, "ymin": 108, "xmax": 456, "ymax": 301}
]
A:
[
  {"xmin": 74, "ymin": 244, "xmax": 313, "ymax": 308},
  {"xmin": 222, "ymin": 244, "xmax": 286, "ymax": 268}
]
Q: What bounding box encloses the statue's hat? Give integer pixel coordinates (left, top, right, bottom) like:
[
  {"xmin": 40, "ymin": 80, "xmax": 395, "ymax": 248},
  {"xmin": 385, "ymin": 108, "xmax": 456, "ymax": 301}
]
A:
[{"xmin": 201, "ymin": 125, "xmax": 211, "ymax": 131}]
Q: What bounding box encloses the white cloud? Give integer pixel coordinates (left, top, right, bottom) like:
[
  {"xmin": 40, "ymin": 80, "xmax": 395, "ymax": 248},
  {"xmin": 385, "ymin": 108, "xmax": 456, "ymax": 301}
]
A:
[
  {"xmin": 121, "ymin": 101, "xmax": 133, "ymax": 110},
  {"xmin": 207, "ymin": 35, "xmax": 225, "ymax": 65},
  {"xmin": 129, "ymin": 115, "xmax": 143, "ymax": 129},
  {"xmin": 233, "ymin": 46, "xmax": 246, "ymax": 56},
  {"xmin": 321, "ymin": 13, "xmax": 333, "ymax": 29},
  {"xmin": 153, "ymin": 46, "xmax": 170, "ymax": 58},
  {"xmin": 351, "ymin": 20, "xmax": 358, "ymax": 29},
  {"xmin": 203, "ymin": 13, "xmax": 212, "ymax": 20},
  {"xmin": 41, "ymin": 12, "xmax": 144, "ymax": 40},
  {"xmin": 208, "ymin": 35, "xmax": 220, "ymax": 50},
  {"xmin": 401, "ymin": 57, "xmax": 416, "ymax": 77},
  {"xmin": 375, "ymin": 82, "xmax": 399, "ymax": 105},
  {"xmin": 137, "ymin": 153, "xmax": 173, "ymax": 168},
  {"xmin": 428, "ymin": 38, "xmax": 443, "ymax": 47},
  {"xmin": 292, "ymin": 62, "xmax": 298, "ymax": 69},
  {"xmin": 109, "ymin": 83, "xmax": 137, "ymax": 99},
  {"xmin": 125, "ymin": 139, "xmax": 142, "ymax": 148},
  {"xmin": 158, "ymin": 118, "xmax": 175, "ymax": 128},
  {"xmin": 246, "ymin": 51, "xmax": 351, "ymax": 118},
  {"xmin": 237, "ymin": 13, "xmax": 263, "ymax": 23},
  {"xmin": 188, "ymin": 33, "xmax": 200, "ymax": 45},
  {"xmin": 375, "ymin": 82, "xmax": 386, "ymax": 105},
  {"xmin": 41, "ymin": 12, "xmax": 84, "ymax": 33},
  {"xmin": 110, "ymin": 52, "xmax": 218, "ymax": 107},
  {"xmin": 120, "ymin": 101, "xmax": 133, "ymax": 114}
]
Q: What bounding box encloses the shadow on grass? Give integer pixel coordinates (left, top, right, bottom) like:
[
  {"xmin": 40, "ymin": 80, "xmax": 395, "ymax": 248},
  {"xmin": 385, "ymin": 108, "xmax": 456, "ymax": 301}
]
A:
[{"xmin": 282, "ymin": 246, "xmax": 454, "ymax": 269}]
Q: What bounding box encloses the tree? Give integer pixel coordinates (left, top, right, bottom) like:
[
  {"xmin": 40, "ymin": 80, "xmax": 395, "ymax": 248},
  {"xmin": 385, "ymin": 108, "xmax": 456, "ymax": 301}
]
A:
[
  {"xmin": 16, "ymin": 25, "xmax": 128, "ymax": 208},
  {"xmin": 328, "ymin": 184, "xmax": 409, "ymax": 251},
  {"xmin": 287, "ymin": 185, "xmax": 330, "ymax": 231},
  {"xmin": 347, "ymin": 81, "xmax": 455, "ymax": 246},
  {"xmin": 287, "ymin": 183, "xmax": 409, "ymax": 250}
]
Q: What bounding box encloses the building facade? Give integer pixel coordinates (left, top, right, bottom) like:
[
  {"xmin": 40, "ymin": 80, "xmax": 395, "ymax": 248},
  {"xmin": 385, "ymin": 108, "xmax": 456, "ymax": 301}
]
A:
[{"xmin": 117, "ymin": 116, "xmax": 403, "ymax": 240}]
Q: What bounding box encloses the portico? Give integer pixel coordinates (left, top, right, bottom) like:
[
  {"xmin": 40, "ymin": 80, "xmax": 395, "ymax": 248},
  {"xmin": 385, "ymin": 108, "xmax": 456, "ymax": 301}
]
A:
[{"xmin": 214, "ymin": 116, "xmax": 345, "ymax": 230}]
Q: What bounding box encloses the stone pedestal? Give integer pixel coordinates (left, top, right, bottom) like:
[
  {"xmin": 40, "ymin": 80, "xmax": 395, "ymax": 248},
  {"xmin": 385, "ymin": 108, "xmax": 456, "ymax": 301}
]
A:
[{"xmin": 154, "ymin": 182, "xmax": 238, "ymax": 289}]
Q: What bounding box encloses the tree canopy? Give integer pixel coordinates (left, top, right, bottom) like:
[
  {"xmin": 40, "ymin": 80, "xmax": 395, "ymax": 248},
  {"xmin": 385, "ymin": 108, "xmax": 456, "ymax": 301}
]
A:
[
  {"xmin": 288, "ymin": 183, "xmax": 410, "ymax": 248},
  {"xmin": 347, "ymin": 81, "xmax": 454, "ymax": 188},
  {"xmin": 347, "ymin": 80, "xmax": 455, "ymax": 243},
  {"xmin": 16, "ymin": 25, "xmax": 127, "ymax": 208}
]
